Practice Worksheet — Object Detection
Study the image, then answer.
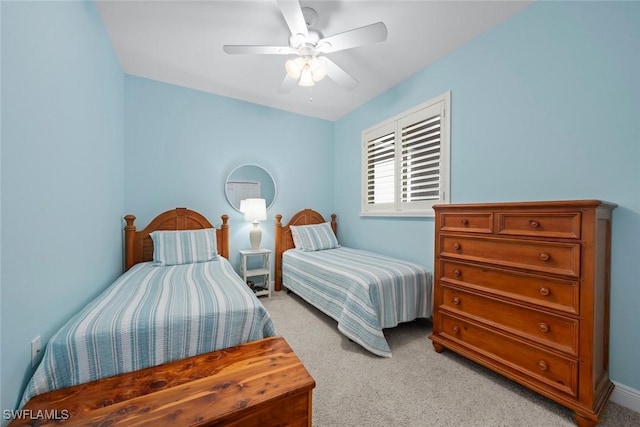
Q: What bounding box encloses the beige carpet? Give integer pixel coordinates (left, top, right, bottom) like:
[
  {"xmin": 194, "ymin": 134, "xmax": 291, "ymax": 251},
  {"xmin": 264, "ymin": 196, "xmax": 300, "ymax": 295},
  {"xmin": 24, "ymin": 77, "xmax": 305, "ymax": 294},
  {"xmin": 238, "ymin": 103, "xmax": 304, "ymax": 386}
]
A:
[{"xmin": 260, "ymin": 291, "xmax": 640, "ymax": 427}]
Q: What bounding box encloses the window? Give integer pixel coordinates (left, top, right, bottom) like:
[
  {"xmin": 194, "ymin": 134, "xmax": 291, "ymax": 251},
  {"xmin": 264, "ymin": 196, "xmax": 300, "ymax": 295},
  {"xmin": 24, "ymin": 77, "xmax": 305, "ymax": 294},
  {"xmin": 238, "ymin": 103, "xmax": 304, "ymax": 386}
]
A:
[{"xmin": 361, "ymin": 92, "xmax": 450, "ymax": 217}]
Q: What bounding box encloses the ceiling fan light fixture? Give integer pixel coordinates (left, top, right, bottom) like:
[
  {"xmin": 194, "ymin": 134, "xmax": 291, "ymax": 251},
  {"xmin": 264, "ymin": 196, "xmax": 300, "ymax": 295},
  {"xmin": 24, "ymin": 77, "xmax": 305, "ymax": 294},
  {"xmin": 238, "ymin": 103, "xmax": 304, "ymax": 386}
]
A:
[{"xmin": 286, "ymin": 56, "xmax": 326, "ymax": 86}]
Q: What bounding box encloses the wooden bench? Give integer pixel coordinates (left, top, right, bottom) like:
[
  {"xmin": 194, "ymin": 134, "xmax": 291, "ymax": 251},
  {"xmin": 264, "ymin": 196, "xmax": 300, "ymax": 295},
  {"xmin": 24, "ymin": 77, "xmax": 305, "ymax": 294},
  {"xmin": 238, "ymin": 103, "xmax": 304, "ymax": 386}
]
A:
[{"xmin": 12, "ymin": 337, "xmax": 315, "ymax": 426}]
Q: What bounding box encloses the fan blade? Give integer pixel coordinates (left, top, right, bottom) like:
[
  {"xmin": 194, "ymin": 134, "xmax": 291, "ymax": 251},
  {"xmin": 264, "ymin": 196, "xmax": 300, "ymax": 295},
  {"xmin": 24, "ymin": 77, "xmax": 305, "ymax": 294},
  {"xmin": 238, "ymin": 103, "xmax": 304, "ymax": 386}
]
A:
[
  {"xmin": 278, "ymin": 74, "xmax": 298, "ymax": 94},
  {"xmin": 223, "ymin": 45, "xmax": 296, "ymax": 55},
  {"xmin": 324, "ymin": 57, "xmax": 358, "ymax": 91},
  {"xmin": 276, "ymin": 0, "xmax": 308, "ymax": 39},
  {"xmin": 318, "ymin": 22, "xmax": 388, "ymax": 53}
]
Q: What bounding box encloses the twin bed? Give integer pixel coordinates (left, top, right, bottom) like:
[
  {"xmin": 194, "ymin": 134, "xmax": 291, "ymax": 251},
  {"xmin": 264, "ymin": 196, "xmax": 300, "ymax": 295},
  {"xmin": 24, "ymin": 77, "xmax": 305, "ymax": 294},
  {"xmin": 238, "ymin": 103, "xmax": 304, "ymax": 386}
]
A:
[
  {"xmin": 275, "ymin": 209, "xmax": 432, "ymax": 358},
  {"xmin": 21, "ymin": 208, "xmax": 276, "ymax": 406}
]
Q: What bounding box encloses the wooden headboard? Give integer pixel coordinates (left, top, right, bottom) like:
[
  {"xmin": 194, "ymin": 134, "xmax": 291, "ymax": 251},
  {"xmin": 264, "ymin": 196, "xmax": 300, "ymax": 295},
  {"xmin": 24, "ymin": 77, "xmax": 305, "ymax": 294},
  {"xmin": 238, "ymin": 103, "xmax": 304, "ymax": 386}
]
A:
[
  {"xmin": 274, "ymin": 209, "xmax": 337, "ymax": 291},
  {"xmin": 124, "ymin": 207, "xmax": 229, "ymax": 271}
]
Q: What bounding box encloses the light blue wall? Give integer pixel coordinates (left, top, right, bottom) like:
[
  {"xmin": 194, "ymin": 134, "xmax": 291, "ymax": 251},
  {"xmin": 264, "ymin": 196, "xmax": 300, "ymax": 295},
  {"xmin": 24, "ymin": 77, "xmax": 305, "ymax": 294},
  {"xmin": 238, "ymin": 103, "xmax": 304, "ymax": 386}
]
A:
[
  {"xmin": 124, "ymin": 75, "xmax": 334, "ymax": 270},
  {"xmin": 335, "ymin": 1, "xmax": 640, "ymax": 390},
  {"xmin": 0, "ymin": 0, "xmax": 125, "ymax": 415}
]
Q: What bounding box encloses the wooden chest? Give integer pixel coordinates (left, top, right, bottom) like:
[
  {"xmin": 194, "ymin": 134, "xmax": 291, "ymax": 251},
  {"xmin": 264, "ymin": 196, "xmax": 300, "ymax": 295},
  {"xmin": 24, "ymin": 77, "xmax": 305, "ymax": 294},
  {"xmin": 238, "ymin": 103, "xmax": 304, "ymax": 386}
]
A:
[
  {"xmin": 12, "ymin": 337, "xmax": 315, "ymax": 426},
  {"xmin": 429, "ymin": 200, "xmax": 616, "ymax": 427}
]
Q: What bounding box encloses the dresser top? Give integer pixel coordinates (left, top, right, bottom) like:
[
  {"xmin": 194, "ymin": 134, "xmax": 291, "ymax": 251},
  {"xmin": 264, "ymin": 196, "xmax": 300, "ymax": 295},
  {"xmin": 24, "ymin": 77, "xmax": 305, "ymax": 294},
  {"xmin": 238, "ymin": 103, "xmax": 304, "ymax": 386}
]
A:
[{"xmin": 434, "ymin": 199, "xmax": 617, "ymax": 211}]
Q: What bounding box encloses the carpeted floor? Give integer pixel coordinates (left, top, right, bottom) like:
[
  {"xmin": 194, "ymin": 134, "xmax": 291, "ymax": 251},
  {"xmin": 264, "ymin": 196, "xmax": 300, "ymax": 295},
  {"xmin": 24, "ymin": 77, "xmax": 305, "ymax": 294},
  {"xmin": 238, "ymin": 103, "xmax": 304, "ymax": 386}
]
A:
[{"xmin": 260, "ymin": 291, "xmax": 640, "ymax": 427}]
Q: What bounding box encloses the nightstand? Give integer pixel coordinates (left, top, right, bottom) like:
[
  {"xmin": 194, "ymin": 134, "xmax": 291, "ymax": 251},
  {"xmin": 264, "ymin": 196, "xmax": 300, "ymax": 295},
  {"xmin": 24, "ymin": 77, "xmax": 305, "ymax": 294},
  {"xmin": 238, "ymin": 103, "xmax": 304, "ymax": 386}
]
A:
[{"xmin": 239, "ymin": 249, "xmax": 271, "ymax": 297}]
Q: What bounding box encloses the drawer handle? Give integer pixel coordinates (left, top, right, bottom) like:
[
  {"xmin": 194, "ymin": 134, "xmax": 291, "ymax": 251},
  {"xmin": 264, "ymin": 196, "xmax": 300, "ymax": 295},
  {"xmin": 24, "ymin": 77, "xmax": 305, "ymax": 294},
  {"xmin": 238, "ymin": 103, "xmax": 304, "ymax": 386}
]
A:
[
  {"xmin": 537, "ymin": 360, "xmax": 548, "ymax": 371},
  {"xmin": 452, "ymin": 297, "xmax": 461, "ymax": 305},
  {"xmin": 538, "ymin": 287, "xmax": 550, "ymax": 296},
  {"xmin": 529, "ymin": 220, "xmax": 540, "ymax": 228},
  {"xmin": 452, "ymin": 326, "xmax": 460, "ymax": 334},
  {"xmin": 461, "ymin": 219, "xmax": 469, "ymax": 225},
  {"xmin": 453, "ymin": 243, "xmax": 461, "ymax": 250},
  {"xmin": 538, "ymin": 252, "xmax": 550, "ymax": 261},
  {"xmin": 538, "ymin": 322, "xmax": 550, "ymax": 333},
  {"xmin": 453, "ymin": 269, "xmax": 461, "ymax": 277}
]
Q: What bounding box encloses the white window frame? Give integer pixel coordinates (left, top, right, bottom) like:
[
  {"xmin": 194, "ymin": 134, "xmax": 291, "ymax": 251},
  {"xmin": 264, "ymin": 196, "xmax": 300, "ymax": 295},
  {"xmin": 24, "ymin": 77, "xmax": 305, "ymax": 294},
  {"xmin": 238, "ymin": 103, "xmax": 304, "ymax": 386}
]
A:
[{"xmin": 361, "ymin": 92, "xmax": 450, "ymax": 217}]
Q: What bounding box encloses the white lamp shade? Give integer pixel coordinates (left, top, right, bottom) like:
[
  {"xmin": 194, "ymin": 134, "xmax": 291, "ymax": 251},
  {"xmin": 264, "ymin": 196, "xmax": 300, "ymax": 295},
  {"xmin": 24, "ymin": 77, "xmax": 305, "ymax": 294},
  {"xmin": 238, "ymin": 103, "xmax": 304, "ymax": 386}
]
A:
[{"xmin": 243, "ymin": 198, "xmax": 267, "ymax": 222}]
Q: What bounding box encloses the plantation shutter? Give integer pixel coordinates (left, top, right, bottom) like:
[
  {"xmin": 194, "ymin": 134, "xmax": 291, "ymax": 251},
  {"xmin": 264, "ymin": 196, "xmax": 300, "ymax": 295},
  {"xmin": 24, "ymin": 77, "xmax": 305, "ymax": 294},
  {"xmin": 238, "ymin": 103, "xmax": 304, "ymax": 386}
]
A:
[
  {"xmin": 365, "ymin": 123, "xmax": 396, "ymax": 207},
  {"xmin": 399, "ymin": 103, "xmax": 444, "ymax": 209}
]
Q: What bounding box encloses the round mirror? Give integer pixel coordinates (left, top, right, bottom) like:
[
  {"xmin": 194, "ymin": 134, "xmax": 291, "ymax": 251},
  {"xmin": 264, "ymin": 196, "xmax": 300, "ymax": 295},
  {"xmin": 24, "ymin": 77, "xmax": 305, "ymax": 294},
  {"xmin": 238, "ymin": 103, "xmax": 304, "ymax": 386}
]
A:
[{"xmin": 225, "ymin": 164, "xmax": 277, "ymax": 212}]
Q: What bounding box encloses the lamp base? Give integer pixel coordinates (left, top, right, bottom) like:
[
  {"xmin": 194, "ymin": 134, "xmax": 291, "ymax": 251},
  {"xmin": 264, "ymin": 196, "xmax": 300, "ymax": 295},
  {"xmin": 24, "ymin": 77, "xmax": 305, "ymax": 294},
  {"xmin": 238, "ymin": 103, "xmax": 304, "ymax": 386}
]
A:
[{"xmin": 249, "ymin": 221, "xmax": 262, "ymax": 250}]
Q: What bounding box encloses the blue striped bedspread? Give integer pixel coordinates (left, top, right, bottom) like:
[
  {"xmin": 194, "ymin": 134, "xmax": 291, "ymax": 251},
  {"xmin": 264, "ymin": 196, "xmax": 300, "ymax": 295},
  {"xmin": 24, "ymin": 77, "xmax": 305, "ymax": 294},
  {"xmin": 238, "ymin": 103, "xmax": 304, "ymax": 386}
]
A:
[
  {"xmin": 21, "ymin": 257, "xmax": 276, "ymax": 406},
  {"xmin": 282, "ymin": 247, "xmax": 431, "ymax": 357}
]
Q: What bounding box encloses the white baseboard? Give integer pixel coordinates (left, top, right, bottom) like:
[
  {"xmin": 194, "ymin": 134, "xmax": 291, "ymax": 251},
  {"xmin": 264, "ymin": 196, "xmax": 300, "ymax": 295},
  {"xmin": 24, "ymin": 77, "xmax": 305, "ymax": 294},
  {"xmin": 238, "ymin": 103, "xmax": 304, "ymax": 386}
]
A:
[{"xmin": 611, "ymin": 381, "xmax": 640, "ymax": 413}]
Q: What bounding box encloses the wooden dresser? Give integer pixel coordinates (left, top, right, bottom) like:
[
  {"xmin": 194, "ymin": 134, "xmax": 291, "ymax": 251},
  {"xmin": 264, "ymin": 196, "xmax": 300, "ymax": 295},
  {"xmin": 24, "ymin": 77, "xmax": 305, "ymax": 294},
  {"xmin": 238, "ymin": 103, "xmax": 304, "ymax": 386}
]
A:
[
  {"xmin": 429, "ymin": 200, "xmax": 616, "ymax": 427},
  {"xmin": 12, "ymin": 337, "xmax": 315, "ymax": 427}
]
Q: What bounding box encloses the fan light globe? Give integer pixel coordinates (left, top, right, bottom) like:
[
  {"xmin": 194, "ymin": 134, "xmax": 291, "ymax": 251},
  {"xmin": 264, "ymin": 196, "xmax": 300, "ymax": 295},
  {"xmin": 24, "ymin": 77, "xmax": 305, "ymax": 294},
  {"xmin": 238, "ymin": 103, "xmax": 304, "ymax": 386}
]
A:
[
  {"xmin": 285, "ymin": 57, "xmax": 305, "ymax": 79},
  {"xmin": 309, "ymin": 57, "xmax": 328, "ymax": 82},
  {"xmin": 299, "ymin": 65, "xmax": 315, "ymax": 87}
]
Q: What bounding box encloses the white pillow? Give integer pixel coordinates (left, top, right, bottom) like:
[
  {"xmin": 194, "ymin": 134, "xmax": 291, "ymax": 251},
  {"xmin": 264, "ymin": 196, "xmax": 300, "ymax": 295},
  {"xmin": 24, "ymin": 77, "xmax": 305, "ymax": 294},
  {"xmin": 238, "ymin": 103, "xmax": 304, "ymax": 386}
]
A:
[{"xmin": 150, "ymin": 228, "xmax": 218, "ymax": 266}]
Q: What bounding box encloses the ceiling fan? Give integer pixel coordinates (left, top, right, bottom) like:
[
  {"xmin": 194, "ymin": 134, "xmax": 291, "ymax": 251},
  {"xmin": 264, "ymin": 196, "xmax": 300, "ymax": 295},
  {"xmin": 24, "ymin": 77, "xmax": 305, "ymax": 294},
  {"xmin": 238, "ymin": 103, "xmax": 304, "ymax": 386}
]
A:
[{"xmin": 223, "ymin": 0, "xmax": 388, "ymax": 93}]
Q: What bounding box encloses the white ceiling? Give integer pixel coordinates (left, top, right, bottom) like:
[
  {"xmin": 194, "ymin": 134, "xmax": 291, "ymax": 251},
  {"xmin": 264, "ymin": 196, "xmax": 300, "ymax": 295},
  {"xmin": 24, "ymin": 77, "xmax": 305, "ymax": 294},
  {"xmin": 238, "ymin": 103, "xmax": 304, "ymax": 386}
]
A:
[{"xmin": 97, "ymin": 0, "xmax": 532, "ymax": 121}]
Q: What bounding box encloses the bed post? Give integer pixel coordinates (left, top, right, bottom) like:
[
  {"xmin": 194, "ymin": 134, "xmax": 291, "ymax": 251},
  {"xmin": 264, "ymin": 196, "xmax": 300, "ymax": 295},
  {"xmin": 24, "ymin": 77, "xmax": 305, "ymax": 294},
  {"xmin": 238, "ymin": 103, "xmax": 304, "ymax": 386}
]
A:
[
  {"xmin": 219, "ymin": 214, "xmax": 229, "ymax": 260},
  {"xmin": 330, "ymin": 214, "xmax": 337, "ymax": 236},
  {"xmin": 274, "ymin": 214, "xmax": 283, "ymax": 292},
  {"xmin": 124, "ymin": 215, "xmax": 136, "ymax": 271}
]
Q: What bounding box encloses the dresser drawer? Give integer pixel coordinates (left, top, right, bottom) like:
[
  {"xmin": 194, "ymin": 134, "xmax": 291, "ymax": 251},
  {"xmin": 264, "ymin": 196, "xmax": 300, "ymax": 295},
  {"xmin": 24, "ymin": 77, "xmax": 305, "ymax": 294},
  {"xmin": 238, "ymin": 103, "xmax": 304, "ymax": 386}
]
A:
[
  {"xmin": 438, "ymin": 313, "xmax": 578, "ymax": 397},
  {"xmin": 440, "ymin": 286, "xmax": 578, "ymax": 355},
  {"xmin": 496, "ymin": 212, "xmax": 581, "ymax": 239},
  {"xmin": 439, "ymin": 235, "xmax": 580, "ymax": 277},
  {"xmin": 440, "ymin": 261, "xmax": 579, "ymax": 314},
  {"xmin": 439, "ymin": 212, "xmax": 493, "ymax": 234}
]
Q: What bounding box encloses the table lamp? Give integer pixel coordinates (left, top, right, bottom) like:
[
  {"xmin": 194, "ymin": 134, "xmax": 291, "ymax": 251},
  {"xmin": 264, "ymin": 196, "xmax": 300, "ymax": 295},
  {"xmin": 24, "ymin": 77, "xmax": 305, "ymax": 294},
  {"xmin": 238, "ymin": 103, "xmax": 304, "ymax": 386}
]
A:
[{"xmin": 242, "ymin": 198, "xmax": 267, "ymax": 250}]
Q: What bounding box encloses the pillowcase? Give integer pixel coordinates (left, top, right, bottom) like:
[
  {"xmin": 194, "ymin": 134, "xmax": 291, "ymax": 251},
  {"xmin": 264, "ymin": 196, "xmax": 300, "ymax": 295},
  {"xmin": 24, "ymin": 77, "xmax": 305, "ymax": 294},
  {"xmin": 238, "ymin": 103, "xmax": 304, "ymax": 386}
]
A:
[
  {"xmin": 150, "ymin": 228, "xmax": 218, "ymax": 266},
  {"xmin": 290, "ymin": 222, "xmax": 339, "ymax": 251}
]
